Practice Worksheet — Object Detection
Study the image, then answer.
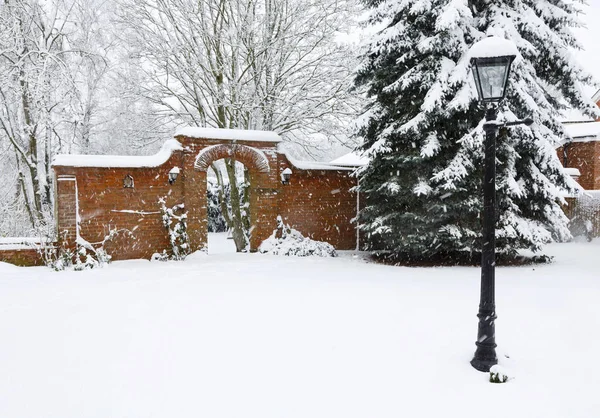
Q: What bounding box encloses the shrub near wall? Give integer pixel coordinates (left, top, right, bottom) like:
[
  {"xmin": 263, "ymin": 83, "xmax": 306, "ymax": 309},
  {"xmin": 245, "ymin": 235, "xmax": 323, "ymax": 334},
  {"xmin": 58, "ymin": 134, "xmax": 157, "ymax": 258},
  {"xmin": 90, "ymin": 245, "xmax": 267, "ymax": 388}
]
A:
[{"xmin": 565, "ymin": 192, "xmax": 600, "ymax": 239}]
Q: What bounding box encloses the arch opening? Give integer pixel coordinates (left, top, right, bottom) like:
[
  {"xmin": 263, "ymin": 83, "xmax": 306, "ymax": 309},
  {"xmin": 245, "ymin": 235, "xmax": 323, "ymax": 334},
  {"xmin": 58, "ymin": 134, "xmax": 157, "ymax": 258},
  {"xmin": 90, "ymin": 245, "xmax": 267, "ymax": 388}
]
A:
[
  {"xmin": 195, "ymin": 144, "xmax": 270, "ymax": 173},
  {"xmin": 206, "ymin": 158, "xmax": 252, "ymax": 255}
]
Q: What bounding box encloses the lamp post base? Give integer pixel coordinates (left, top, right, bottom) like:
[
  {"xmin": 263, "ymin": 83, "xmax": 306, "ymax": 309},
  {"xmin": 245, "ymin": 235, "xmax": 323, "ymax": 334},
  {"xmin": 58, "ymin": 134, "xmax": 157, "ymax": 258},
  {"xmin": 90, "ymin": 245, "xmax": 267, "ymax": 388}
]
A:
[{"xmin": 470, "ymin": 345, "xmax": 498, "ymax": 372}]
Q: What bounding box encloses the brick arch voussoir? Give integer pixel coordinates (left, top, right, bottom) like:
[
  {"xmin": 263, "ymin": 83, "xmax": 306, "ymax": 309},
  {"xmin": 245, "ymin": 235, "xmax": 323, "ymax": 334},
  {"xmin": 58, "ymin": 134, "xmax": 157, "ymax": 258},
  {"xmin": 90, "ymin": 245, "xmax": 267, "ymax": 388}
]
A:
[{"xmin": 194, "ymin": 144, "xmax": 271, "ymax": 173}]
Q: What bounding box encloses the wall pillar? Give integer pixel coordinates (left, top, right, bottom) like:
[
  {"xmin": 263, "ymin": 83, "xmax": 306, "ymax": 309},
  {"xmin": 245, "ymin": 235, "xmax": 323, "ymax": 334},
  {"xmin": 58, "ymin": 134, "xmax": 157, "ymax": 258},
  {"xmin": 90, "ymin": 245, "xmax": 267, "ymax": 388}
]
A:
[
  {"xmin": 56, "ymin": 175, "xmax": 78, "ymax": 249},
  {"xmin": 184, "ymin": 163, "xmax": 208, "ymax": 252},
  {"xmin": 249, "ymin": 182, "xmax": 279, "ymax": 251}
]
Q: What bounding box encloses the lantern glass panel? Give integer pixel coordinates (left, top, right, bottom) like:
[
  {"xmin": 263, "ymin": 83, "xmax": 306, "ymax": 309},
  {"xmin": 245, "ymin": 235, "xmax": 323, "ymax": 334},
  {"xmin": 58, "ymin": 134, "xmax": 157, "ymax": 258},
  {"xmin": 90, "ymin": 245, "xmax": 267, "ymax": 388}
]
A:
[{"xmin": 471, "ymin": 56, "xmax": 513, "ymax": 102}]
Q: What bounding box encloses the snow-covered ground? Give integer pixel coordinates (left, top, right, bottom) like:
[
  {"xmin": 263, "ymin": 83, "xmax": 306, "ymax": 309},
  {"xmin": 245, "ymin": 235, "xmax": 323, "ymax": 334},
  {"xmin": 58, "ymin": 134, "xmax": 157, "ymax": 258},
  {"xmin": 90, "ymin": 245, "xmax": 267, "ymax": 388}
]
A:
[
  {"xmin": 208, "ymin": 231, "xmax": 236, "ymax": 254},
  {"xmin": 1, "ymin": 239, "xmax": 599, "ymax": 418}
]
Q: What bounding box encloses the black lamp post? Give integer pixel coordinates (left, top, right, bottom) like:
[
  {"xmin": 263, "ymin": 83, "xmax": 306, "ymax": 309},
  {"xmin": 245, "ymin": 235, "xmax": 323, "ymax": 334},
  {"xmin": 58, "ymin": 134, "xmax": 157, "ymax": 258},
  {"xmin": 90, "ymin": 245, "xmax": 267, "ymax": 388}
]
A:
[{"xmin": 469, "ymin": 37, "xmax": 532, "ymax": 372}]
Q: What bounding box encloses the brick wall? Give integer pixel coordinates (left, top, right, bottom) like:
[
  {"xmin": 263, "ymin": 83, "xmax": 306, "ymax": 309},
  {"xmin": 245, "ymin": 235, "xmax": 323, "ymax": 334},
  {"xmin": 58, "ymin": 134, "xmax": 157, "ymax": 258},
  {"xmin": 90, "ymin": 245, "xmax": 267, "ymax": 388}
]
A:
[
  {"xmin": 0, "ymin": 248, "xmax": 45, "ymax": 267},
  {"xmin": 278, "ymin": 155, "xmax": 358, "ymax": 250},
  {"xmin": 48, "ymin": 136, "xmax": 360, "ymax": 262},
  {"xmin": 558, "ymin": 141, "xmax": 600, "ymax": 190},
  {"xmin": 54, "ymin": 151, "xmax": 185, "ymax": 260}
]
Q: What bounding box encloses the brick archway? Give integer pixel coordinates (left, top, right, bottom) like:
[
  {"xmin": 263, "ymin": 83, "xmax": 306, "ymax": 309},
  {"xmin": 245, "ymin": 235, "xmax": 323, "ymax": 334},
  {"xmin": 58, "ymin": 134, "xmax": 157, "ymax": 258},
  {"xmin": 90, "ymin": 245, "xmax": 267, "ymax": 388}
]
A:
[
  {"xmin": 179, "ymin": 135, "xmax": 282, "ymax": 253},
  {"xmin": 194, "ymin": 144, "xmax": 271, "ymax": 173}
]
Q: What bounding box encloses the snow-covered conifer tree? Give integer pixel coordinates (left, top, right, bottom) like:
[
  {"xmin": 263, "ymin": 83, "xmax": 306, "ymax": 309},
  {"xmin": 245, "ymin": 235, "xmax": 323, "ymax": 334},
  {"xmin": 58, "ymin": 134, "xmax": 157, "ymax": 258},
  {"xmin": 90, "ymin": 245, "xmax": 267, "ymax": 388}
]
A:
[{"xmin": 355, "ymin": 0, "xmax": 599, "ymax": 261}]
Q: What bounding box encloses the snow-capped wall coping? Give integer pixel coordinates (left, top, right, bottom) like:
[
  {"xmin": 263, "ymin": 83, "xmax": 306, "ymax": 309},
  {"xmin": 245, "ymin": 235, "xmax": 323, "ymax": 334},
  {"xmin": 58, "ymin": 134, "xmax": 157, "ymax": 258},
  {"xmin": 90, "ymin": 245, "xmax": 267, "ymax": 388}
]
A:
[
  {"xmin": 329, "ymin": 152, "xmax": 368, "ymax": 167},
  {"xmin": 52, "ymin": 139, "xmax": 183, "ymax": 168},
  {"xmin": 564, "ymin": 121, "xmax": 600, "ymax": 141},
  {"xmin": 564, "ymin": 168, "xmax": 581, "ymax": 177},
  {"xmin": 175, "ymin": 127, "xmax": 282, "ymax": 143},
  {"xmin": 0, "ymin": 237, "xmax": 50, "ymax": 251},
  {"xmin": 281, "ymin": 151, "xmax": 353, "ymax": 171},
  {"xmin": 469, "ymin": 36, "xmax": 519, "ymax": 59}
]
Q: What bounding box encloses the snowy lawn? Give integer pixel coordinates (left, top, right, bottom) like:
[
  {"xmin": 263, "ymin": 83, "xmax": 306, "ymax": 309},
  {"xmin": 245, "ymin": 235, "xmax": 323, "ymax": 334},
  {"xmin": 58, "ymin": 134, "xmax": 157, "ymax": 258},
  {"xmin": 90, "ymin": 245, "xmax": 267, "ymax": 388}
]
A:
[{"xmin": 1, "ymin": 236, "xmax": 599, "ymax": 418}]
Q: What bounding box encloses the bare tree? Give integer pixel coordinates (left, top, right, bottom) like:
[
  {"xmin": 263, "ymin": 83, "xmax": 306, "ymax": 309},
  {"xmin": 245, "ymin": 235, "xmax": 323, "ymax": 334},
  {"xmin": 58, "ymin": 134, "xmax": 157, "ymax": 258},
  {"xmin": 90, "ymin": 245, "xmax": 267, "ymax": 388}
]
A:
[
  {"xmin": 117, "ymin": 0, "xmax": 359, "ymax": 251},
  {"xmin": 0, "ymin": 0, "xmax": 79, "ymax": 229}
]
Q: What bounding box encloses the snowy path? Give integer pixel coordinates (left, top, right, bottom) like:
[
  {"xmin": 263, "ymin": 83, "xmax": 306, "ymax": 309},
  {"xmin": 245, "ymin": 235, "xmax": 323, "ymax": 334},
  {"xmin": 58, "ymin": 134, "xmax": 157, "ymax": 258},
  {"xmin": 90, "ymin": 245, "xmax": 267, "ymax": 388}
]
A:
[
  {"xmin": 0, "ymin": 241, "xmax": 599, "ymax": 417},
  {"xmin": 208, "ymin": 232, "xmax": 236, "ymax": 254}
]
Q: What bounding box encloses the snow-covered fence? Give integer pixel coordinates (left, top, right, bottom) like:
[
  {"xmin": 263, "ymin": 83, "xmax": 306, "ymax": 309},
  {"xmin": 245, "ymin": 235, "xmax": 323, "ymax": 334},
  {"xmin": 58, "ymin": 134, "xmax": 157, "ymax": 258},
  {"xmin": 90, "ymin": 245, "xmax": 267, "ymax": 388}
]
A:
[{"xmin": 565, "ymin": 191, "xmax": 600, "ymax": 240}]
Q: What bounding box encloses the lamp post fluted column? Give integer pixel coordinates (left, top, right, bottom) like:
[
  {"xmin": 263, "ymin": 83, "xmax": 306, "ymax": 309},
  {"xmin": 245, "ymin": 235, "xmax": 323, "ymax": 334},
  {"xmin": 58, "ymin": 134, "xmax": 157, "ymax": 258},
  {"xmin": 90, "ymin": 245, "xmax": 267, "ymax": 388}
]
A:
[
  {"xmin": 467, "ymin": 35, "xmax": 520, "ymax": 373},
  {"xmin": 471, "ymin": 105, "xmax": 499, "ymax": 372}
]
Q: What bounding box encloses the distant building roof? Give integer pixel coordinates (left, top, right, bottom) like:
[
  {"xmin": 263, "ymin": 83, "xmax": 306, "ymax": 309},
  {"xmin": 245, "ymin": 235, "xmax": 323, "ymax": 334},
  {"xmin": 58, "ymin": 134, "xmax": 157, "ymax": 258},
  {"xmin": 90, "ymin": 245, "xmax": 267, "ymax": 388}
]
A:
[{"xmin": 564, "ymin": 121, "xmax": 600, "ymax": 142}]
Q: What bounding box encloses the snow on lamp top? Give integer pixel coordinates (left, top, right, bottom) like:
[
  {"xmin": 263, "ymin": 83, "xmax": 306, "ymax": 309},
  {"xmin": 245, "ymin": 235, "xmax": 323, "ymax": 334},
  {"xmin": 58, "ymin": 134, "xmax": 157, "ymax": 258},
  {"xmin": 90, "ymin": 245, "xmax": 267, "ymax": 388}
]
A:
[
  {"xmin": 469, "ymin": 37, "xmax": 518, "ymax": 103},
  {"xmin": 468, "ymin": 36, "xmax": 518, "ymax": 59}
]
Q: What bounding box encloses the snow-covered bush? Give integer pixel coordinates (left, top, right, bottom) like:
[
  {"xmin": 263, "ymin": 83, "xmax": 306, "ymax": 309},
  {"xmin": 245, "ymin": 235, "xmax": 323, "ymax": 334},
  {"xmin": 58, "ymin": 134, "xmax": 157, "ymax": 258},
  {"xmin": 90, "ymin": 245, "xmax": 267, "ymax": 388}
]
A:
[
  {"xmin": 47, "ymin": 232, "xmax": 120, "ymax": 271},
  {"xmin": 489, "ymin": 365, "xmax": 510, "ymax": 384},
  {"xmin": 207, "ymin": 178, "xmax": 228, "ymax": 233},
  {"xmin": 259, "ymin": 216, "xmax": 337, "ymax": 257},
  {"xmin": 569, "ymin": 192, "xmax": 600, "ymax": 242},
  {"xmin": 159, "ymin": 199, "xmax": 191, "ymax": 260}
]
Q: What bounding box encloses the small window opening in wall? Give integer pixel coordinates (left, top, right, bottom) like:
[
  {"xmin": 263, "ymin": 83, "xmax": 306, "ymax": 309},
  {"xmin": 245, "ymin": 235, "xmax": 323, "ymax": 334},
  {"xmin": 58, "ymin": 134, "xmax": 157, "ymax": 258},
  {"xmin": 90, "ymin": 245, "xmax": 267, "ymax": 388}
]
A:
[{"xmin": 123, "ymin": 174, "xmax": 134, "ymax": 188}]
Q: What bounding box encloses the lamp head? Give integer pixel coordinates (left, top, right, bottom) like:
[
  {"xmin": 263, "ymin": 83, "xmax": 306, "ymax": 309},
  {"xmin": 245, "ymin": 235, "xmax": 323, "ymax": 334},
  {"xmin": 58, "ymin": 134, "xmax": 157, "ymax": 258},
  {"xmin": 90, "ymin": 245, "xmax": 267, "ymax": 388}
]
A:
[{"xmin": 469, "ymin": 37, "xmax": 518, "ymax": 103}]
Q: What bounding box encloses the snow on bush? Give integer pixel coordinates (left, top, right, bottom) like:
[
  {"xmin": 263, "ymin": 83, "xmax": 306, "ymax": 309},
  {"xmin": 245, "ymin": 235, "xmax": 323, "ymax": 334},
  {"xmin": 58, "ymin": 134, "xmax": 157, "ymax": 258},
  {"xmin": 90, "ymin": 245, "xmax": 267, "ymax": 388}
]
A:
[
  {"xmin": 489, "ymin": 365, "xmax": 510, "ymax": 384},
  {"xmin": 157, "ymin": 198, "xmax": 191, "ymax": 261},
  {"xmin": 259, "ymin": 216, "xmax": 337, "ymax": 257},
  {"xmin": 569, "ymin": 191, "xmax": 600, "ymax": 242},
  {"xmin": 207, "ymin": 178, "xmax": 228, "ymax": 233},
  {"xmin": 47, "ymin": 230, "xmax": 127, "ymax": 271}
]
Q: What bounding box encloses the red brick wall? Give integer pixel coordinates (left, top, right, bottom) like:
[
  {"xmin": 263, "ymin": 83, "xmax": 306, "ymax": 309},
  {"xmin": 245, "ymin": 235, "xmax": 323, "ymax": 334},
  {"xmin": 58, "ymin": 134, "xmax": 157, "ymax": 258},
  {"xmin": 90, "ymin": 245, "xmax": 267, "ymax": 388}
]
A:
[
  {"xmin": 558, "ymin": 141, "xmax": 600, "ymax": 190},
  {"xmin": 278, "ymin": 155, "xmax": 358, "ymax": 250},
  {"xmin": 54, "ymin": 151, "xmax": 185, "ymax": 260},
  {"xmin": 0, "ymin": 248, "xmax": 45, "ymax": 267},
  {"xmin": 50, "ymin": 136, "xmax": 360, "ymax": 261}
]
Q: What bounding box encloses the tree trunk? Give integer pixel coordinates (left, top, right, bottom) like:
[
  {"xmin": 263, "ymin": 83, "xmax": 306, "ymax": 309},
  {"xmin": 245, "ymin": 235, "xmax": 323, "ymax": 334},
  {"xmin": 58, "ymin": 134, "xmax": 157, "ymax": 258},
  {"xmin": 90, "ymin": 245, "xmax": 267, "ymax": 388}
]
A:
[{"xmin": 225, "ymin": 158, "xmax": 248, "ymax": 252}]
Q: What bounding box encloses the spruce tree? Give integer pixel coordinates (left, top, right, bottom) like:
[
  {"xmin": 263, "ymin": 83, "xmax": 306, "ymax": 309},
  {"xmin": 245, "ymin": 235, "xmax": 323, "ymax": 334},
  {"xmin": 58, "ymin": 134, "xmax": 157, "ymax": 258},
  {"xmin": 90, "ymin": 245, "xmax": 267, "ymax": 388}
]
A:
[{"xmin": 355, "ymin": 0, "xmax": 599, "ymax": 262}]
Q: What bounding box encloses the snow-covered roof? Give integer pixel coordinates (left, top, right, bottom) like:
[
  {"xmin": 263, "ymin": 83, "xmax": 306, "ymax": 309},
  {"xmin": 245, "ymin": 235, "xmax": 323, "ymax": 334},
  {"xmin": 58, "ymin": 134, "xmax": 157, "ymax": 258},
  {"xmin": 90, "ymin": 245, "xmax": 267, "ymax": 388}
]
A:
[
  {"xmin": 175, "ymin": 127, "xmax": 281, "ymax": 143},
  {"xmin": 52, "ymin": 139, "xmax": 183, "ymax": 168},
  {"xmin": 564, "ymin": 121, "xmax": 600, "ymax": 141},
  {"xmin": 592, "ymin": 89, "xmax": 600, "ymax": 104},
  {"xmin": 329, "ymin": 152, "xmax": 368, "ymax": 167},
  {"xmin": 468, "ymin": 36, "xmax": 519, "ymax": 59},
  {"xmin": 282, "ymin": 152, "xmax": 353, "ymax": 171}
]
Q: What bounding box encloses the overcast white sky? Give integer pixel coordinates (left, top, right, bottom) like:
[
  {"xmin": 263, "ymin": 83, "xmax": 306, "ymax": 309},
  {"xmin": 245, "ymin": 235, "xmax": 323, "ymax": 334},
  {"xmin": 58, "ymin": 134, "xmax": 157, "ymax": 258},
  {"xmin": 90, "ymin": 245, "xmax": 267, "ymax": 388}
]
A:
[{"xmin": 572, "ymin": 1, "xmax": 600, "ymax": 96}]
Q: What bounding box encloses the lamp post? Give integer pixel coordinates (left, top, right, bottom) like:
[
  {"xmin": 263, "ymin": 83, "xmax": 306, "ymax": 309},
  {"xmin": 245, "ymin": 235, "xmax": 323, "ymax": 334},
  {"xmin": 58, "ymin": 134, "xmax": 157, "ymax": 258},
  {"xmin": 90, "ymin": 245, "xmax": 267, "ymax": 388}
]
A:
[{"xmin": 468, "ymin": 37, "xmax": 532, "ymax": 372}]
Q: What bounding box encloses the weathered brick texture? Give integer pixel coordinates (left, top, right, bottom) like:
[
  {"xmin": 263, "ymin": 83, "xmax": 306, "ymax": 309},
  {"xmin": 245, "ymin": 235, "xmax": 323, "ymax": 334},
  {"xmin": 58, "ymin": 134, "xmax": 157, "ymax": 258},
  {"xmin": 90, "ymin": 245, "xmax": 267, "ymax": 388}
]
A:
[
  {"xmin": 48, "ymin": 135, "xmax": 360, "ymax": 262},
  {"xmin": 0, "ymin": 248, "xmax": 45, "ymax": 266},
  {"xmin": 278, "ymin": 155, "xmax": 358, "ymax": 250},
  {"xmin": 557, "ymin": 141, "xmax": 600, "ymax": 190}
]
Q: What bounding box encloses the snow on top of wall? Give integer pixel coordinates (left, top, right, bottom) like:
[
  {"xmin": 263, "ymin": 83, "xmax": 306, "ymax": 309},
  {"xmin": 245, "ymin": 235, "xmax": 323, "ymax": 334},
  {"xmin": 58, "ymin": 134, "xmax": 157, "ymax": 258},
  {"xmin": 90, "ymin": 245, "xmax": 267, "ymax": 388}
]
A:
[
  {"xmin": 175, "ymin": 127, "xmax": 282, "ymax": 143},
  {"xmin": 52, "ymin": 139, "xmax": 183, "ymax": 168},
  {"xmin": 0, "ymin": 237, "xmax": 46, "ymax": 245},
  {"xmin": 281, "ymin": 152, "xmax": 353, "ymax": 171},
  {"xmin": 0, "ymin": 237, "xmax": 49, "ymax": 251},
  {"xmin": 329, "ymin": 152, "xmax": 368, "ymax": 167},
  {"xmin": 468, "ymin": 36, "xmax": 519, "ymax": 59},
  {"xmin": 564, "ymin": 121, "xmax": 600, "ymax": 141},
  {"xmin": 564, "ymin": 167, "xmax": 581, "ymax": 177}
]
